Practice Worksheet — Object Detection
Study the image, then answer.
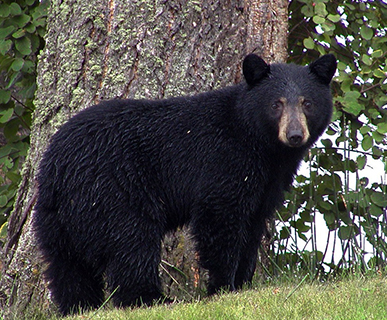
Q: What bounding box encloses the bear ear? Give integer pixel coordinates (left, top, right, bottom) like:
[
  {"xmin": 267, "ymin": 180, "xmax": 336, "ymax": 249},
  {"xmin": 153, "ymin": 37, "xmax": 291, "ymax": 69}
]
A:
[
  {"xmin": 243, "ymin": 54, "xmax": 270, "ymax": 86},
  {"xmin": 308, "ymin": 54, "xmax": 337, "ymax": 85}
]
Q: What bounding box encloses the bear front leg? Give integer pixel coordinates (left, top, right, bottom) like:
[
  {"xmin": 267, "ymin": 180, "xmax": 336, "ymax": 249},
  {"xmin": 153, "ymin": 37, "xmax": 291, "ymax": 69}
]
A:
[
  {"xmin": 105, "ymin": 228, "xmax": 164, "ymax": 308},
  {"xmin": 234, "ymin": 235, "xmax": 261, "ymax": 289},
  {"xmin": 234, "ymin": 248, "xmax": 258, "ymax": 289},
  {"xmin": 234, "ymin": 216, "xmax": 265, "ymax": 289},
  {"xmin": 191, "ymin": 208, "xmax": 246, "ymax": 295}
]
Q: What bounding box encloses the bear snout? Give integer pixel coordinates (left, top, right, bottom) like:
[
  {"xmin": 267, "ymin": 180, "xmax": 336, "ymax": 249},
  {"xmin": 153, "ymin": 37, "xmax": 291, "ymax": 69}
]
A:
[
  {"xmin": 277, "ymin": 102, "xmax": 310, "ymax": 148},
  {"xmin": 286, "ymin": 129, "xmax": 304, "ymax": 147}
]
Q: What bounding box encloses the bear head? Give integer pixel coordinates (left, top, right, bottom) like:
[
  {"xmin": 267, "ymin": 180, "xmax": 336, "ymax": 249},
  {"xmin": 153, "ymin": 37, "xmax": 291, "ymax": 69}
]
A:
[{"xmin": 241, "ymin": 54, "xmax": 337, "ymax": 148}]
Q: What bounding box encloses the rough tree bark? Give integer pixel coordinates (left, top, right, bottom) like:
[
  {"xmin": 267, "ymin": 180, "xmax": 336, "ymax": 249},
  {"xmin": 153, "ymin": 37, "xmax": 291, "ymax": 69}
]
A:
[{"xmin": 0, "ymin": 0, "xmax": 288, "ymax": 318}]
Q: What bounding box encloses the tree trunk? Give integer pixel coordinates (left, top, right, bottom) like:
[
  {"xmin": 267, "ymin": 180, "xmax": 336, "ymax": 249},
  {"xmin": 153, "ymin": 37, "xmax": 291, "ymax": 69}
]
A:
[{"xmin": 0, "ymin": 0, "xmax": 288, "ymax": 317}]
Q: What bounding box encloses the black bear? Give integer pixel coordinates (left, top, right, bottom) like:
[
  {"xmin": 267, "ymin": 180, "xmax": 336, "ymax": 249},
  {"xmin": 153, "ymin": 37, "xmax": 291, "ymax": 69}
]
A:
[{"xmin": 34, "ymin": 54, "xmax": 336, "ymax": 315}]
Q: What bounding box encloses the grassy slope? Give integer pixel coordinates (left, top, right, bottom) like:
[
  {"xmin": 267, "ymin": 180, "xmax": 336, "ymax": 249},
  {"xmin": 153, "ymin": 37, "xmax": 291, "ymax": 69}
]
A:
[{"xmin": 58, "ymin": 275, "xmax": 387, "ymax": 320}]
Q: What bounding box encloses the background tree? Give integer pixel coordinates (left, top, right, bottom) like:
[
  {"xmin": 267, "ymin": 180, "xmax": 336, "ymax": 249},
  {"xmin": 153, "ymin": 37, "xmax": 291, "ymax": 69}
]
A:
[
  {"xmin": 0, "ymin": 0, "xmax": 288, "ymax": 317},
  {"xmin": 1, "ymin": 0, "xmax": 386, "ymax": 318}
]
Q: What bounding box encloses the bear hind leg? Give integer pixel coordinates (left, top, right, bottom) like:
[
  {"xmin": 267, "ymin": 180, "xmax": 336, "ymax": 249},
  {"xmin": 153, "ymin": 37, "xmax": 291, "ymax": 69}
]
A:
[{"xmin": 45, "ymin": 253, "xmax": 105, "ymax": 316}]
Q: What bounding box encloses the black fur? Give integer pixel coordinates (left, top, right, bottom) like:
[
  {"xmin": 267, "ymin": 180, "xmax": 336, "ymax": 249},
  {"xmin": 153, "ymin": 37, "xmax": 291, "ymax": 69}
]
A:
[{"xmin": 34, "ymin": 54, "xmax": 336, "ymax": 315}]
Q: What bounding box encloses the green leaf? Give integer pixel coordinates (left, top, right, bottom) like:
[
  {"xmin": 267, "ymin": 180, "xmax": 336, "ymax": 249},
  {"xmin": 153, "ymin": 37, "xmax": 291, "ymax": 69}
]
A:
[
  {"xmin": 303, "ymin": 37, "xmax": 315, "ymax": 49},
  {"xmin": 12, "ymin": 29, "xmax": 25, "ymax": 39},
  {"xmin": 17, "ymin": 141, "xmax": 30, "ymax": 157},
  {"xmin": 344, "ymin": 3, "xmax": 356, "ymax": 10},
  {"xmin": 370, "ymin": 205, "xmax": 383, "ymax": 217},
  {"xmin": 357, "ymin": 155, "xmax": 366, "ymax": 170},
  {"xmin": 337, "ymin": 61, "xmax": 347, "ymax": 71},
  {"xmin": 22, "ymin": 60, "xmax": 34, "ymax": 73},
  {"xmin": 0, "ymin": 156, "xmax": 13, "ymax": 169},
  {"xmin": 372, "ymin": 131, "xmax": 384, "ymax": 144},
  {"xmin": 371, "ymin": 192, "xmax": 387, "ymax": 207},
  {"xmin": 314, "ymin": 3, "xmax": 328, "ymax": 17},
  {"xmin": 31, "ymin": 2, "xmax": 49, "ymax": 21},
  {"xmin": 0, "ymin": 90, "xmax": 11, "ymax": 104},
  {"xmin": 301, "ymin": 5, "xmax": 313, "ymax": 17},
  {"xmin": 321, "ymin": 138, "xmax": 332, "ymax": 148},
  {"xmin": 279, "ymin": 227, "xmax": 290, "ymax": 240},
  {"xmin": 6, "ymin": 72, "xmax": 20, "ymax": 89},
  {"xmin": 12, "ymin": 14, "xmax": 31, "ymax": 28},
  {"xmin": 3, "ymin": 119, "xmax": 19, "ymax": 141},
  {"xmin": 360, "ymin": 25, "xmax": 373, "ymax": 40},
  {"xmin": 372, "ymin": 146, "xmax": 382, "ymax": 158},
  {"xmin": 25, "ymin": 24, "xmax": 36, "ymax": 33},
  {"xmin": 0, "ymin": 195, "xmax": 7, "ymax": 207},
  {"xmin": 344, "ymin": 91, "xmax": 361, "ymax": 101},
  {"xmin": 0, "ymin": 109, "xmax": 13, "ymax": 123},
  {"xmin": 11, "ymin": 58, "xmax": 24, "ymax": 71},
  {"xmin": 361, "ymin": 134, "xmax": 373, "ymax": 151},
  {"xmin": 342, "ymin": 102, "xmax": 363, "ymax": 117},
  {"xmin": 376, "ymin": 122, "xmax": 387, "ymax": 134},
  {"xmin": 15, "ymin": 36, "xmax": 32, "ymax": 56},
  {"xmin": 359, "ymin": 126, "xmax": 370, "ymax": 135},
  {"xmin": 340, "ymin": 79, "xmax": 352, "ymax": 93},
  {"xmin": 374, "ymin": 68, "xmax": 385, "ymax": 78},
  {"xmin": 0, "ymin": 40, "xmax": 12, "ymax": 55},
  {"xmin": 324, "ymin": 212, "xmax": 335, "ymax": 226},
  {"xmin": 33, "ymin": 18, "xmax": 46, "ymax": 28},
  {"xmin": 6, "ymin": 171, "xmax": 21, "ymax": 183},
  {"xmin": 368, "ymin": 108, "xmax": 381, "ymax": 121},
  {"xmin": 372, "ymin": 50, "xmax": 383, "ymax": 58},
  {"xmin": 298, "ymin": 232, "xmax": 307, "ymax": 242},
  {"xmin": 327, "ymin": 14, "xmax": 341, "ymax": 23},
  {"xmin": 338, "ymin": 226, "xmax": 356, "ymax": 240},
  {"xmin": 378, "ymin": 95, "xmax": 387, "ymax": 104},
  {"xmin": 319, "ymin": 200, "xmax": 332, "ymax": 211},
  {"xmin": 9, "ymin": 3, "xmax": 22, "ymax": 16},
  {"xmin": 0, "ymin": 25, "xmax": 16, "ymax": 38},
  {"xmin": 321, "ymin": 20, "xmax": 335, "ymax": 33},
  {"xmin": 294, "ymin": 219, "xmax": 311, "ymax": 233},
  {"xmin": 341, "ymin": 91, "xmax": 363, "ymax": 116},
  {"xmin": 30, "ymin": 33, "xmax": 40, "ymax": 52},
  {"xmin": 0, "ymin": 4, "xmax": 10, "ymax": 18},
  {"xmin": 313, "ymin": 16, "xmax": 326, "ymax": 25},
  {"xmin": 0, "ymin": 145, "xmax": 12, "ymax": 158},
  {"xmin": 362, "ymin": 54, "xmax": 372, "ymax": 66}
]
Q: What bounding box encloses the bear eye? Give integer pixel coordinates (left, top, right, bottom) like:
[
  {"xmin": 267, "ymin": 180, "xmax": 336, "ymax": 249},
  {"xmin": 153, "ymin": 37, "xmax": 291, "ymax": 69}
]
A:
[
  {"xmin": 271, "ymin": 102, "xmax": 283, "ymax": 110},
  {"xmin": 303, "ymin": 101, "xmax": 313, "ymax": 110}
]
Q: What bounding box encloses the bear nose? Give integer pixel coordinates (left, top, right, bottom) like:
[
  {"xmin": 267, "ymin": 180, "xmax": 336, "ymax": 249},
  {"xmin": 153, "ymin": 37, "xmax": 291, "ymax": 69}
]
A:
[{"xmin": 287, "ymin": 130, "xmax": 303, "ymax": 147}]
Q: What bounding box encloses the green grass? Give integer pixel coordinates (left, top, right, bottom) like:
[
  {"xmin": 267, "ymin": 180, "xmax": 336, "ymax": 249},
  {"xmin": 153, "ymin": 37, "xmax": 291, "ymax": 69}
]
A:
[
  {"xmin": 20, "ymin": 274, "xmax": 387, "ymax": 320},
  {"xmin": 60, "ymin": 274, "xmax": 387, "ymax": 320}
]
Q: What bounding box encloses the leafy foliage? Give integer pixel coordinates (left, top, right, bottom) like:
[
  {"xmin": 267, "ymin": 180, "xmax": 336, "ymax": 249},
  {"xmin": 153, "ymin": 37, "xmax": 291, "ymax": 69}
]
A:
[
  {"xmin": 274, "ymin": 0, "xmax": 387, "ymax": 274},
  {"xmin": 0, "ymin": 0, "xmax": 48, "ymax": 241}
]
